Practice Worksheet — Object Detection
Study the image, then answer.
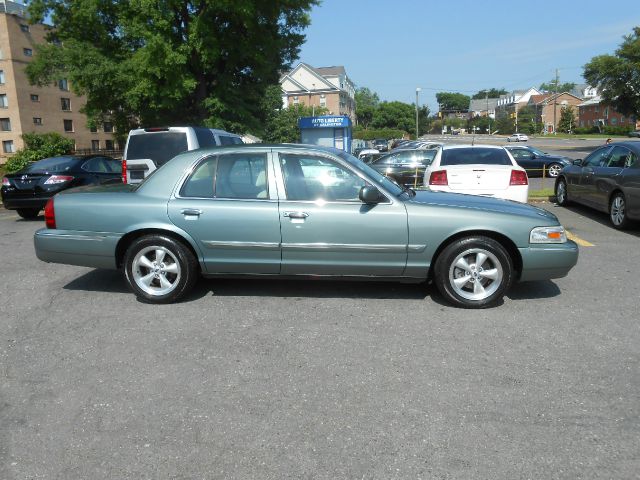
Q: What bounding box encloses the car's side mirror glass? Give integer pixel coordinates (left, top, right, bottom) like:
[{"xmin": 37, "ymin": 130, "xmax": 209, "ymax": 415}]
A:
[
  {"xmin": 573, "ymin": 159, "xmax": 582, "ymax": 166},
  {"xmin": 359, "ymin": 185, "xmax": 381, "ymax": 204}
]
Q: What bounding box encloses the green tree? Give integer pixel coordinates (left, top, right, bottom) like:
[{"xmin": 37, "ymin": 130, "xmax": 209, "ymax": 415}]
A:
[
  {"xmin": 6, "ymin": 132, "xmax": 75, "ymax": 172},
  {"xmin": 539, "ymin": 79, "xmax": 576, "ymax": 93},
  {"xmin": 371, "ymin": 101, "xmax": 415, "ymax": 132},
  {"xmin": 494, "ymin": 110, "xmax": 514, "ymax": 134},
  {"xmin": 262, "ymin": 104, "xmax": 328, "ymax": 143},
  {"xmin": 25, "ymin": 0, "xmax": 318, "ymax": 136},
  {"xmin": 472, "ymin": 88, "xmax": 507, "ymax": 100},
  {"xmin": 515, "ymin": 106, "xmax": 537, "ymax": 135},
  {"xmin": 584, "ymin": 26, "xmax": 640, "ymax": 119},
  {"xmin": 557, "ymin": 105, "xmax": 576, "ymax": 133},
  {"xmin": 435, "ymin": 92, "xmax": 470, "ymax": 112},
  {"xmin": 354, "ymin": 87, "xmax": 380, "ymax": 109}
]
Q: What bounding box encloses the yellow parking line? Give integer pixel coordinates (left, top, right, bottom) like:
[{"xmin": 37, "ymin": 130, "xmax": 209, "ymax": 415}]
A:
[{"xmin": 566, "ymin": 230, "xmax": 595, "ymax": 247}]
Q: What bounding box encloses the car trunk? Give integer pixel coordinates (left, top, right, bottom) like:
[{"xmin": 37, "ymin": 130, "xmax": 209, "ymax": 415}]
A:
[
  {"xmin": 445, "ymin": 165, "xmax": 513, "ymax": 191},
  {"xmin": 5, "ymin": 173, "xmax": 50, "ymax": 196}
]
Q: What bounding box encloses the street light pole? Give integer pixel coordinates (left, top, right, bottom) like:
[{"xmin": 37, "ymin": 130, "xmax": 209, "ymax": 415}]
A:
[{"xmin": 415, "ymin": 87, "xmax": 421, "ymax": 140}]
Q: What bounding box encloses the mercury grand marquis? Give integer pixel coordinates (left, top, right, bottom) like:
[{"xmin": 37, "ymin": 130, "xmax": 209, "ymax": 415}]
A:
[{"xmin": 34, "ymin": 144, "xmax": 579, "ymax": 308}]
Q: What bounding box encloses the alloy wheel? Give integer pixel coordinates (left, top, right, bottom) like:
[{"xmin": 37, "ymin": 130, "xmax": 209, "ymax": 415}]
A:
[
  {"xmin": 448, "ymin": 248, "xmax": 503, "ymax": 301},
  {"xmin": 611, "ymin": 195, "xmax": 626, "ymax": 227},
  {"xmin": 547, "ymin": 164, "xmax": 562, "ymax": 177},
  {"xmin": 132, "ymin": 246, "xmax": 181, "ymax": 296}
]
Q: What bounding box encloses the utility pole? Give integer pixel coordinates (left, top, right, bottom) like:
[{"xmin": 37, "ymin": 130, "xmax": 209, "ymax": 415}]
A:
[
  {"xmin": 553, "ymin": 68, "xmax": 559, "ymax": 135},
  {"xmin": 415, "ymin": 87, "xmax": 421, "ymax": 140},
  {"xmin": 486, "ymin": 92, "xmax": 491, "ymax": 135}
]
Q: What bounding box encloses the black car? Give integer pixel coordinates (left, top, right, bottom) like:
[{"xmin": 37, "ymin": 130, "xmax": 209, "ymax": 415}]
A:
[
  {"xmin": 505, "ymin": 145, "xmax": 573, "ymax": 177},
  {"xmin": 555, "ymin": 141, "xmax": 640, "ymax": 229},
  {"xmin": 628, "ymin": 130, "xmax": 640, "ymax": 138},
  {"xmin": 368, "ymin": 149, "xmax": 437, "ymax": 187},
  {"xmin": 1, "ymin": 154, "xmax": 122, "ymax": 218}
]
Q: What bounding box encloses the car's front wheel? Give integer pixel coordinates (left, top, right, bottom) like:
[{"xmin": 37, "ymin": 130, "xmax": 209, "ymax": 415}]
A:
[
  {"xmin": 610, "ymin": 193, "xmax": 632, "ymax": 230},
  {"xmin": 547, "ymin": 163, "xmax": 563, "ymax": 177},
  {"xmin": 433, "ymin": 236, "xmax": 514, "ymax": 308},
  {"xmin": 16, "ymin": 208, "xmax": 40, "ymax": 219},
  {"xmin": 124, "ymin": 234, "xmax": 198, "ymax": 303},
  {"xmin": 555, "ymin": 178, "xmax": 570, "ymax": 206}
]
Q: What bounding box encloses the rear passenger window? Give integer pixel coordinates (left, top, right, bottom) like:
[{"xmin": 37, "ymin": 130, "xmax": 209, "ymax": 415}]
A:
[{"xmin": 180, "ymin": 153, "xmax": 268, "ymax": 199}]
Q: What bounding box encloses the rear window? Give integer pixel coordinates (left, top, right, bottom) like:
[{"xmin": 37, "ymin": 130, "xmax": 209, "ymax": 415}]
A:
[
  {"xmin": 126, "ymin": 132, "xmax": 188, "ymax": 166},
  {"xmin": 24, "ymin": 156, "xmax": 77, "ymax": 173},
  {"xmin": 219, "ymin": 135, "xmax": 243, "ymax": 145},
  {"xmin": 441, "ymin": 148, "xmax": 512, "ymax": 166}
]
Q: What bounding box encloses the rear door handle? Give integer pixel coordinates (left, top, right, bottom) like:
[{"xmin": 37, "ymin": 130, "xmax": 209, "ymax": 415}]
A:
[
  {"xmin": 283, "ymin": 211, "xmax": 309, "ymax": 219},
  {"xmin": 181, "ymin": 209, "xmax": 202, "ymax": 216}
]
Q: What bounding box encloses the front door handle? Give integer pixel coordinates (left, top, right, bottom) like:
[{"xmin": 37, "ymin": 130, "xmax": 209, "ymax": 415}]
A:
[
  {"xmin": 283, "ymin": 211, "xmax": 309, "ymax": 219},
  {"xmin": 181, "ymin": 208, "xmax": 202, "ymax": 216}
]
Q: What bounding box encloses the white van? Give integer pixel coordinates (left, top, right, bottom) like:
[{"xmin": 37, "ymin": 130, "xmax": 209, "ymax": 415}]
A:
[{"xmin": 123, "ymin": 126, "xmax": 243, "ymax": 184}]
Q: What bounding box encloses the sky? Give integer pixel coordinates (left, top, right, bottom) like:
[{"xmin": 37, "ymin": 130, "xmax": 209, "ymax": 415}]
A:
[{"xmin": 298, "ymin": 0, "xmax": 639, "ymax": 112}]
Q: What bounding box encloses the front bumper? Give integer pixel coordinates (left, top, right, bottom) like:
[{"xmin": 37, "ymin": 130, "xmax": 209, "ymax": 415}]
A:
[
  {"xmin": 518, "ymin": 240, "xmax": 579, "ymax": 281},
  {"xmin": 34, "ymin": 228, "xmax": 121, "ymax": 270}
]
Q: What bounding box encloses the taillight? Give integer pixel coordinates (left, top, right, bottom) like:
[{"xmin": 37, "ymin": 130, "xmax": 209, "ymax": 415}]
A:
[
  {"xmin": 2, "ymin": 177, "xmax": 10, "ymax": 187},
  {"xmin": 122, "ymin": 158, "xmax": 127, "ymax": 184},
  {"xmin": 429, "ymin": 170, "xmax": 448, "ymax": 186},
  {"xmin": 44, "ymin": 175, "xmax": 74, "ymax": 185},
  {"xmin": 510, "ymin": 170, "xmax": 528, "ymax": 186},
  {"xmin": 44, "ymin": 198, "xmax": 56, "ymax": 229}
]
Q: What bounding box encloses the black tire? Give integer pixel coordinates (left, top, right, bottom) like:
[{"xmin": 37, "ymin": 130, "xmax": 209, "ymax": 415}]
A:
[
  {"xmin": 547, "ymin": 163, "xmax": 563, "ymax": 178},
  {"xmin": 555, "ymin": 178, "xmax": 570, "ymax": 206},
  {"xmin": 433, "ymin": 236, "xmax": 514, "ymax": 309},
  {"xmin": 16, "ymin": 208, "xmax": 40, "ymax": 219},
  {"xmin": 609, "ymin": 192, "xmax": 632, "ymax": 230},
  {"xmin": 123, "ymin": 234, "xmax": 198, "ymax": 303}
]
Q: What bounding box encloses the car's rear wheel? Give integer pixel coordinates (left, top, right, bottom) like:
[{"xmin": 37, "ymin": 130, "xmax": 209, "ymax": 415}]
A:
[
  {"xmin": 547, "ymin": 163, "xmax": 563, "ymax": 178},
  {"xmin": 555, "ymin": 178, "xmax": 570, "ymax": 206},
  {"xmin": 16, "ymin": 208, "xmax": 40, "ymax": 219},
  {"xmin": 124, "ymin": 235, "xmax": 198, "ymax": 303},
  {"xmin": 434, "ymin": 236, "xmax": 514, "ymax": 309},
  {"xmin": 610, "ymin": 193, "xmax": 632, "ymax": 230}
]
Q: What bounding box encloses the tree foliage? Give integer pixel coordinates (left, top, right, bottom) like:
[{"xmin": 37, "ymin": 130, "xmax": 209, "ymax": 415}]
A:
[
  {"xmin": 5, "ymin": 132, "xmax": 75, "ymax": 172},
  {"xmin": 539, "ymin": 80, "xmax": 576, "ymax": 93},
  {"xmin": 584, "ymin": 26, "xmax": 640, "ymax": 119},
  {"xmin": 261, "ymin": 88, "xmax": 328, "ymax": 143},
  {"xmin": 472, "ymin": 88, "xmax": 507, "ymax": 100},
  {"xmin": 370, "ymin": 101, "xmax": 430, "ymax": 137},
  {"xmin": 557, "ymin": 105, "xmax": 576, "ymax": 133},
  {"xmin": 26, "ymin": 0, "xmax": 318, "ymax": 136},
  {"xmin": 435, "ymin": 92, "xmax": 470, "ymax": 112}
]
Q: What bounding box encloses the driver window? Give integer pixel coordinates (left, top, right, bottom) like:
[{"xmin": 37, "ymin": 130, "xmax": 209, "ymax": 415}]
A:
[
  {"xmin": 583, "ymin": 147, "xmax": 611, "ymax": 167},
  {"xmin": 279, "ymin": 154, "xmax": 368, "ymax": 201},
  {"xmin": 606, "ymin": 147, "xmax": 631, "ymax": 168},
  {"xmin": 510, "ymin": 149, "xmax": 528, "ymax": 159}
]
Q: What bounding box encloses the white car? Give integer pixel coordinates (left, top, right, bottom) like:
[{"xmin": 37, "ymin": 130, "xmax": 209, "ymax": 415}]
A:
[
  {"xmin": 357, "ymin": 148, "xmax": 380, "ymax": 159},
  {"xmin": 507, "ymin": 133, "xmax": 529, "ymax": 142},
  {"xmin": 423, "ymin": 145, "xmax": 529, "ymax": 203}
]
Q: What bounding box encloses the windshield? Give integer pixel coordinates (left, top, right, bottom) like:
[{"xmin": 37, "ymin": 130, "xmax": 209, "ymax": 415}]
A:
[
  {"xmin": 23, "ymin": 156, "xmax": 77, "ymax": 173},
  {"xmin": 338, "ymin": 152, "xmax": 404, "ymax": 196},
  {"xmin": 529, "ymin": 147, "xmax": 546, "ymax": 156}
]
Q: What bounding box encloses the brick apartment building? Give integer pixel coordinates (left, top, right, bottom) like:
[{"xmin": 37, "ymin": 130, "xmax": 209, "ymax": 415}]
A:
[
  {"xmin": 280, "ymin": 63, "xmax": 355, "ymax": 122},
  {"xmin": 528, "ymin": 92, "xmax": 582, "ymax": 134},
  {"xmin": 578, "ymin": 96, "xmax": 638, "ymax": 131},
  {"xmin": 0, "ymin": 0, "xmax": 115, "ymax": 162}
]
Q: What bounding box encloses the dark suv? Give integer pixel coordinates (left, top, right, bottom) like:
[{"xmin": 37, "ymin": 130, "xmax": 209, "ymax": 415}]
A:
[{"xmin": 373, "ymin": 138, "xmax": 389, "ymax": 152}]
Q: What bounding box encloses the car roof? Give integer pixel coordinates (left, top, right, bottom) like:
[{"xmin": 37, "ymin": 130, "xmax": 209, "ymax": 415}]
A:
[{"xmin": 610, "ymin": 141, "xmax": 640, "ymax": 153}]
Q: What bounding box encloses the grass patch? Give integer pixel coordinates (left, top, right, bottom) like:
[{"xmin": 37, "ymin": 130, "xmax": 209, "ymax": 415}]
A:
[{"xmin": 528, "ymin": 188, "xmax": 555, "ymax": 200}]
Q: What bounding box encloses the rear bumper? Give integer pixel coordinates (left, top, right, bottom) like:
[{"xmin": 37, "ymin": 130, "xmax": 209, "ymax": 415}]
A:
[
  {"xmin": 427, "ymin": 185, "xmax": 529, "ymax": 203},
  {"xmin": 34, "ymin": 228, "xmax": 122, "ymax": 270},
  {"xmin": 2, "ymin": 195, "xmax": 51, "ymax": 210},
  {"xmin": 518, "ymin": 240, "xmax": 579, "ymax": 281}
]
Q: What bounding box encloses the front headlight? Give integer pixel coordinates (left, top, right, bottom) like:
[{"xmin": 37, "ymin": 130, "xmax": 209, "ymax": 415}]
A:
[{"xmin": 530, "ymin": 226, "xmax": 567, "ymax": 244}]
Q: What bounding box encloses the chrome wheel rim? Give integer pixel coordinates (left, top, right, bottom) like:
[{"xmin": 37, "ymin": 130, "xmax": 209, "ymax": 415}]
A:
[
  {"xmin": 132, "ymin": 246, "xmax": 181, "ymax": 296},
  {"xmin": 557, "ymin": 181, "xmax": 566, "ymax": 203},
  {"xmin": 611, "ymin": 196, "xmax": 625, "ymax": 226},
  {"xmin": 449, "ymin": 248, "xmax": 503, "ymax": 301},
  {"xmin": 548, "ymin": 164, "xmax": 562, "ymax": 177}
]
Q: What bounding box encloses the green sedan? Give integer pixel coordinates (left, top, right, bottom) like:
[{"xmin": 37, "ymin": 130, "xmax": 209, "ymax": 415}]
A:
[{"xmin": 34, "ymin": 144, "xmax": 578, "ymax": 308}]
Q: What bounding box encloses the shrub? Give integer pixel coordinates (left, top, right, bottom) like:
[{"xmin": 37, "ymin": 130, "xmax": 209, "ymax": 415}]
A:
[
  {"xmin": 353, "ymin": 127, "xmax": 406, "ymax": 141},
  {"xmin": 5, "ymin": 132, "xmax": 75, "ymax": 173}
]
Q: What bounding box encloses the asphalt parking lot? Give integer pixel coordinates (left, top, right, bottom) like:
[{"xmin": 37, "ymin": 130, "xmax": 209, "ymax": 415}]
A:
[{"xmin": 1, "ymin": 202, "xmax": 639, "ymax": 479}]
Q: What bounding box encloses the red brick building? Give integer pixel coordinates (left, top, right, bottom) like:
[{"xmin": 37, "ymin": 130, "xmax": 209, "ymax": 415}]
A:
[{"xmin": 578, "ymin": 96, "xmax": 638, "ymax": 130}]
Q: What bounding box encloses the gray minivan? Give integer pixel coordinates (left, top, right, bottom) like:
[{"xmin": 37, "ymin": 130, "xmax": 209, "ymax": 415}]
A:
[{"xmin": 123, "ymin": 126, "xmax": 243, "ymax": 184}]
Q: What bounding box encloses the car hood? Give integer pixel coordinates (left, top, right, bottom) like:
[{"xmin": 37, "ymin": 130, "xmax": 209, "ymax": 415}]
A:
[{"xmin": 409, "ymin": 190, "xmax": 559, "ymax": 222}]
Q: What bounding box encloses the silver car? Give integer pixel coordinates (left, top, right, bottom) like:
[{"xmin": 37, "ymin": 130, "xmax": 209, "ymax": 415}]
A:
[{"xmin": 34, "ymin": 144, "xmax": 578, "ymax": 308}]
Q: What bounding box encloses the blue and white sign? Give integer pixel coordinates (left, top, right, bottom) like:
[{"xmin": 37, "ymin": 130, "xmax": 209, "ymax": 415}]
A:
[{"xmin": 298, "ymin": 116, "xmax": 352, "ymax": 129}]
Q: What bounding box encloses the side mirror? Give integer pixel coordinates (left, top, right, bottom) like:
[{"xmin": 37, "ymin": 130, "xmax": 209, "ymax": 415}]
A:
[
  {"xmin": 573, "ymin": 159, "xmax": 582, "ymax": 166},
  {"xmin": 359, "ymin": 185, "xmax": 382, "ymax": 204}
]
